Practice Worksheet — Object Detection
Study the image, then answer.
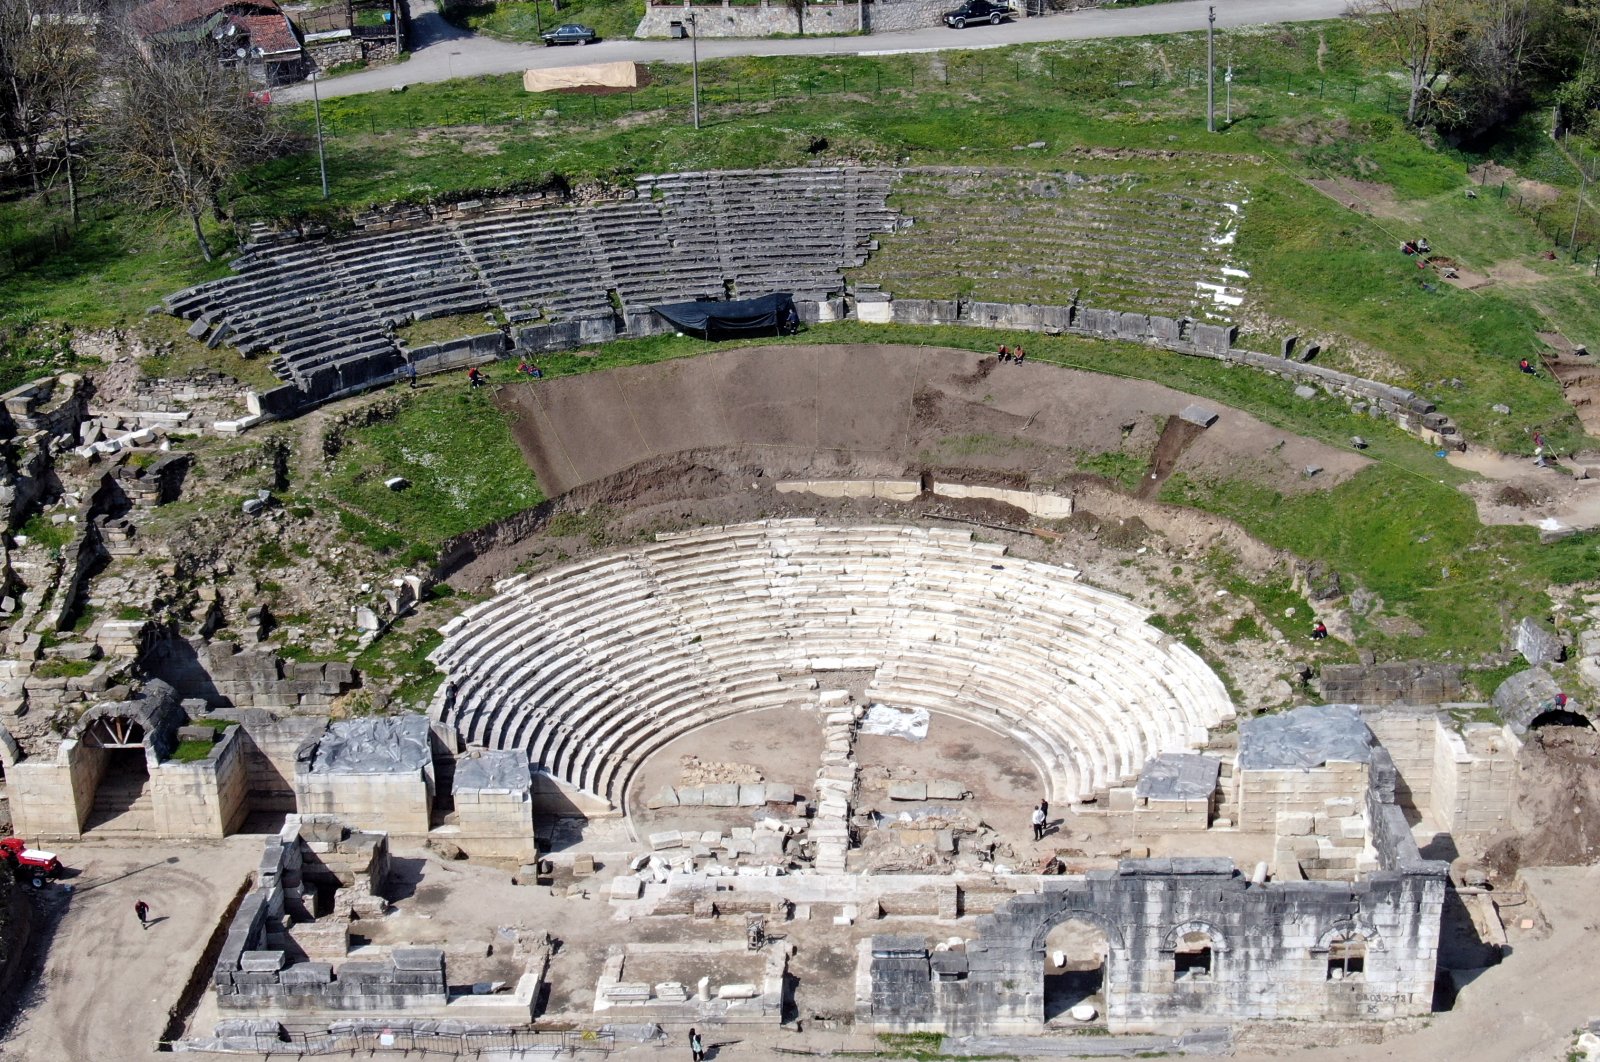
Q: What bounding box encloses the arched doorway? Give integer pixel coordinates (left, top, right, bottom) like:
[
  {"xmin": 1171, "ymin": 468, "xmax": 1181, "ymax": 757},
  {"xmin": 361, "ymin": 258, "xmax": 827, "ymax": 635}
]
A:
[
  {"xmin": 1042, "ymin": 918, "xmax": 1110, "ymax": 1023},
  {"xmin": 81, "ymin": 716, "xmax": 153, "ymax": 833}
]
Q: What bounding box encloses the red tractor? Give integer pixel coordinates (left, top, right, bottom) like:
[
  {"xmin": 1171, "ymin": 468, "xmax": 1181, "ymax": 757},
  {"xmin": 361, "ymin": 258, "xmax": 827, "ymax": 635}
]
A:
[{"xmin": 0, "ymin": 838, "xmax": 64, "ymax": 888}]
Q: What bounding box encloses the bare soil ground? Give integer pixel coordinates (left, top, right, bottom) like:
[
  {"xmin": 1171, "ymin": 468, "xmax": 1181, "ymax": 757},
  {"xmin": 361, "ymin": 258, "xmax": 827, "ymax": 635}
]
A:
[
  {"xmin": 1305, "ymin": 176, "xmax": 1415, "ymax": 222},
  {"xmin": 495, "ymin": 344, "xmax": 1365, "ymax": 499},
  {"xmin": 1483, "ymin": 725, "xmax": 1600, "ymax": 879},
  {"xmin": 1449, "ymin": 448, "xmax": 1600, "ymax": 530}
]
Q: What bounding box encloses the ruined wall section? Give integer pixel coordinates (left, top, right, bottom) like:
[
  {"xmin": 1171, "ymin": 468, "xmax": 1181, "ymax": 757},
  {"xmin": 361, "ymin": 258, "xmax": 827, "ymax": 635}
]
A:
[{"xmin": 867, "ymin": 857, "xmax": 1445, "ymax": 1035}]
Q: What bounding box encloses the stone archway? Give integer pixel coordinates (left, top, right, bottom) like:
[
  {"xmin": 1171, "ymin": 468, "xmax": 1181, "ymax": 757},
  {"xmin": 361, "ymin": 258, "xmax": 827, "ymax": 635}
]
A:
[
  {"xmin": 1042, "ymin": 918, "xmax": 1110, "ymax": 1022},
  {"xmin": 1030, "ymin": 907, "xmax": 1126, "ymax": 1025}
]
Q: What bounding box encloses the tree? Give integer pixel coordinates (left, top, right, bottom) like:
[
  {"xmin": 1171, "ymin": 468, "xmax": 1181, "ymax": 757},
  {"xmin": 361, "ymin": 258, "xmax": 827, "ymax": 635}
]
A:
[
  {"xmin": 27, "ymin": 2, "xmax": 99, "ymax": 220},
  {"xmin": 96, "ymin": 36, "xmax": 284, "ymax": 260},
  {"xmin": 1349, "ymin": 0, "xmax": 1474, "ymax": 126},
  {"xmin": 1442, "ymin": 0, "xmax": 1539, "ymax": 138}
]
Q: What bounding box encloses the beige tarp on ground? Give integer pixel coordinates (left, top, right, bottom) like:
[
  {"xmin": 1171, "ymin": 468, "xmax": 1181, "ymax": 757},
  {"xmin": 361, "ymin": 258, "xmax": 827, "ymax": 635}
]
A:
[{"xmin": 523, "ymin": 61, "xmax": 648, "ymax": 92}]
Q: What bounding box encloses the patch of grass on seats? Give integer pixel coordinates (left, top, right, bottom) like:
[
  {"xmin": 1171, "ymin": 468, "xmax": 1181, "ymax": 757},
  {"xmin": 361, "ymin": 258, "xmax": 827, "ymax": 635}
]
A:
[
  {"xmin": 320, "ymin": 386, "xmax": 543, "ymax": 549},
  {"xmin": 171, "ymin": 739, "xmax": 218, "ymax": 763},
  {"xmin": 137, "ymin": 315, "xmax": 286, "ymax": 391},
  {"xmin": 395, "ymin": 312, "xmax": 504, "ymax": 347}
]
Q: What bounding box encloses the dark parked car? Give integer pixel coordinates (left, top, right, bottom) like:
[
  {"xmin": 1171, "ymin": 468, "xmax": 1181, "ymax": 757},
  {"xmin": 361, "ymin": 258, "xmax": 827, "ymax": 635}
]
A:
[
  {"xmin": 542, "ymin": 23, "xmax": 598, "ymax": 44},
  {"xmin": 942, "ymin": 0, "xmax": 1012, "ymax": 26}
]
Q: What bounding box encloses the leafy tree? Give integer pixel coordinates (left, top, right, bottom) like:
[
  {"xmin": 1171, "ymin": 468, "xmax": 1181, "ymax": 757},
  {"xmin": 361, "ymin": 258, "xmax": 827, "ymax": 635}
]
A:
[{"xmin": 1349, "ymin": 0, "xmax": 1475, "ymax": 126}]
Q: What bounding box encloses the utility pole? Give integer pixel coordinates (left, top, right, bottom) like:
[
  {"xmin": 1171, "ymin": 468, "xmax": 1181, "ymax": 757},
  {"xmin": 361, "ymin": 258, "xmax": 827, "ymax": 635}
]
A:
[
  {"xmin": 1206, "ymin": 5, "xmax": 1215, "ymax": 133},
  {"xmin": 1572, "ymin": 168, "xmax": 1589, "ymax": 251},
  {"xmin": 311, "ymin": 71, "xmax": 329, "ymax": 199},
  {"xmin": 392, "ymin": 0, "xmax": 401, "ymax": 57},
  {"xmin": 689, "ymin": 12, "xmax": 700, "ymax": 129}
]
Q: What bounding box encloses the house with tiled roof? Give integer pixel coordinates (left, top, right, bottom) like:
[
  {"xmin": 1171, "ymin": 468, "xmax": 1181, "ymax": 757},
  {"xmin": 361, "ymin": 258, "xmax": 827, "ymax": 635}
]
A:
[{"xmin": 129, "ymin": 0, "xmax": 307, "ymax": 83}]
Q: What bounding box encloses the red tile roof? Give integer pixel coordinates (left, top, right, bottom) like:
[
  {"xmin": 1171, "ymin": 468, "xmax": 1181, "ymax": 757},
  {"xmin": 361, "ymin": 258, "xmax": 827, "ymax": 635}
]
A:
[
  {"xmin": 129, "ymin": 0, "xmax": 280, "ymax": 38},
  {"xmin": 232, "ymin": 12, "xmax": 300, "ymax": 55}
]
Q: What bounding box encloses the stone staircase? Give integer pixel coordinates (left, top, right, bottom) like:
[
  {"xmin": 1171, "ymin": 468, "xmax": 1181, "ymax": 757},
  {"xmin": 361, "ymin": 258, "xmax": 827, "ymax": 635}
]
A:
[{"xmin": 84, "ymin": 772, "xmax": 154, "ymax": 834}]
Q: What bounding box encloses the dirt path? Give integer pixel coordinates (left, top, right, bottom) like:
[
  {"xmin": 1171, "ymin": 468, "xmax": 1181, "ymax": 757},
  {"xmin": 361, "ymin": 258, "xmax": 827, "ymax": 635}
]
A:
[
  {"xmin": 1448, "ymin": 447, "xmax": 1600, "ymax": 531},
  {"xmin": 1, "ymin": 838, "xmax": 260, "ymax": 1062}
]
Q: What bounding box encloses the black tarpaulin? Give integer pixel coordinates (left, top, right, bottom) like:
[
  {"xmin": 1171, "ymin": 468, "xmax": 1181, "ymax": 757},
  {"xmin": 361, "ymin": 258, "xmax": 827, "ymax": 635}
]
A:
[{"xmin": 652, "ymin": 293, "xmax": 796, "ymax": 340}]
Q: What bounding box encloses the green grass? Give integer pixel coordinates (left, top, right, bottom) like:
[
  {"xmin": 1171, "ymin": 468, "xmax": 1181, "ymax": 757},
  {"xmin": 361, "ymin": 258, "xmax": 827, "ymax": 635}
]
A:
[
  {"xmin": 188, "ymin": 717, "xmax": 237, "ymax": 732},
  {"xmin": 1161, "ymin": 463, "xmax": 1598, "ymax": 659},
  {"xmin": 170, "ymin": 739, "xmax": 218, "ymax": 762},
  {"xmin": 320, "ymin": 384, "xmax": 543, "ymax": 550},
  {"xmin": 19, "ymin": 512, "xmax": 75, "ymax": 551},
  {"xmin": 444, "ymin": 0, "xmax": 644, "ymax": 44},
  {"xmin": 31, "ymin": 658, "xmax": 95, "ymax": 680},
  {"xmin": 396, "ymin": 312, "xmax": 502, "ymax": 347}
]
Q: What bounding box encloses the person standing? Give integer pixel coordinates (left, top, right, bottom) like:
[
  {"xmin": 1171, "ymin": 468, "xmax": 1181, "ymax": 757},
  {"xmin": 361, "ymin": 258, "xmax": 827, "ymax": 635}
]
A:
[
  {"xmin": 134, "ymin": 899, "xmax": 150, "ymax": 930},
  {"xmin": 1031, "ymin": 804, "xmax": 1046, "ymax": 842},
  {"xmin": 689, "ymin": 1027, "xmax": 705, "ymax": 1061}
]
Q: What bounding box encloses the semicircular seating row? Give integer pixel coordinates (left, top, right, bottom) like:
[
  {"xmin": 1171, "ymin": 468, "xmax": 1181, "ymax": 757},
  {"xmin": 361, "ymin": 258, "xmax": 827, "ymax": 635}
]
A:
[
  {"xmin": 429, "ymin": 520, "xmax": 1235, "ymax": 809},
  {"xmin": 161, "ymin": 168, "xmax": 898, "ymax": 401}
]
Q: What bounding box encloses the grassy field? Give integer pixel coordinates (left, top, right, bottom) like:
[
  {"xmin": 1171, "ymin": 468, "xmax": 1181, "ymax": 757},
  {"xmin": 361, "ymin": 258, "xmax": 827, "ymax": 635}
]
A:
[{"xmin": 4, "ymin": 18, "xmax": 1600, "ymax": 672}]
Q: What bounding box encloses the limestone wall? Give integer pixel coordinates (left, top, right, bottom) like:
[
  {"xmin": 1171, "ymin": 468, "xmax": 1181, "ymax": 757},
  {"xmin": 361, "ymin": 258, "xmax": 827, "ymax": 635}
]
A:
[
  {"xmin": 227, "ymin": 713, "xmax": 330, "ymax": 814},
  {"xmin": 1431, "ymin": 723, "xmax": 1519, "ymax": 843},
  {"xmin": 1361, "ymin": 712, "xmax": 1437, "ymax": 813},
  {"xmin": 1319, "ymin": 663, "xmax": 1464, "ymax": 705},
  {"xmin": 141, "ymin": 636, "xmax": 356, "ymax": 711},
  {"xmin": 453, "ymin": 789, "xmax": 536, "ymax": 862},
  {"xmin": 1236, "ymin": 760, "xmax": 1368, "ymax": 833},
  {"xmin": 532, "ymin": 769, "xmax": 616, "ymax": 817},
  {"xmin": 293, "ymin": 771, "xmax": 432, "ymax": 837},
  {"xmin": 8, "ymin": 739, "xmax": 104, "ymax": 838},
  {"xmin": 404, "ymin": 331, "xmax": 508, "ymax": 378},
  {"xmin": 150, "ymin": 726, "xmax": 250, "ymax": 838},
  {"xmin": 1133, "ymin": 796, "xmax": 1210, "ymax": 832},
  {"xmin": 866, "ymin": 857, "xmax": 1446, "ymax": 1034}
]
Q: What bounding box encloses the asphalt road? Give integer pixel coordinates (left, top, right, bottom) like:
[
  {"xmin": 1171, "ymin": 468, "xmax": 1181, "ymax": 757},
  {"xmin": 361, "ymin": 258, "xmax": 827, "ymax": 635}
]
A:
[{"xmin": 280, "ymin": 0, "xmax": 1351, "ymax": 101}]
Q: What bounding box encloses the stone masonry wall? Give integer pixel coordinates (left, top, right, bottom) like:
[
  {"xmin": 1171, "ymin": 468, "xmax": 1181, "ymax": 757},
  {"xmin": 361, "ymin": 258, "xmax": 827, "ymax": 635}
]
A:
[
  {"xmin": 7, "ymin": 739, "xmax": 103, "ymax": 838},
  {"xmin": 213, "ymin": 820, "xmax": 447, "ymax": 1013},
  {"xmin": 1431, "ymin": 723, "xmax": 1519, "ymax": 844},
  {"xmin": 150, "ymin": 725, "xmax": 251, "ymax": 838},
  {"xmin": 865, "ymin": 858, "xmax": 1445, "ymax": 1035},
  {"xmin": 453, "ymin": 788, "xmax": 536, "ymax": 862},
  {"xmin": 1235, "ymin": 760, "xmax": 1368, "ymax": 833},
  {"xmin": 636, "ymin": 0, "xmax": 860, "ymax": 37},
  {"xmin": 293, "ymin": 771, "xmax": 432, "ymax": 837},
  {"xmin": 141, "ymin": 635, "xmax": 356, "ymax": 711}
]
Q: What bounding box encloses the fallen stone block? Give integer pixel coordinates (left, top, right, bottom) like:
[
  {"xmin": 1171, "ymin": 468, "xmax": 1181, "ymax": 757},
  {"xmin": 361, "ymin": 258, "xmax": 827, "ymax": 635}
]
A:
[
  {"xmin": 610, "ymin": 876, "xmax": 643, "ymax": 900},
  {"xmin": 888, "ymin": 782, "xmax": 927, "ymax": 801}
]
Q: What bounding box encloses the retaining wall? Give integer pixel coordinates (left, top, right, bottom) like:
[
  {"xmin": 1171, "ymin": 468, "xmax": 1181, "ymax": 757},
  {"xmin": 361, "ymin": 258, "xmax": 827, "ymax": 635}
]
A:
[{"xmin": 637, "ymin": 0, "xmax": 861, "ymax": 37}]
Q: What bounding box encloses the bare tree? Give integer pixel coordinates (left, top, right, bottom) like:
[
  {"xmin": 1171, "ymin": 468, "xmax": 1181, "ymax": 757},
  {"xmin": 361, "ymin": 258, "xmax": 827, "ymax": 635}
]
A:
[
  {"xmin": 30, "ymin": 3, "xmax": 99, "ymax": 220},
  {"xmin": 1349, "ymin": 0, "xmax": 1474, "ymax": 126},
  {"xmin": 96, "ymin": 35, "xmax": 284, "ymax": 260},
  {"xmin": 1446, "ymin": 0, "xmax": 1538, "ymax": 136}
]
